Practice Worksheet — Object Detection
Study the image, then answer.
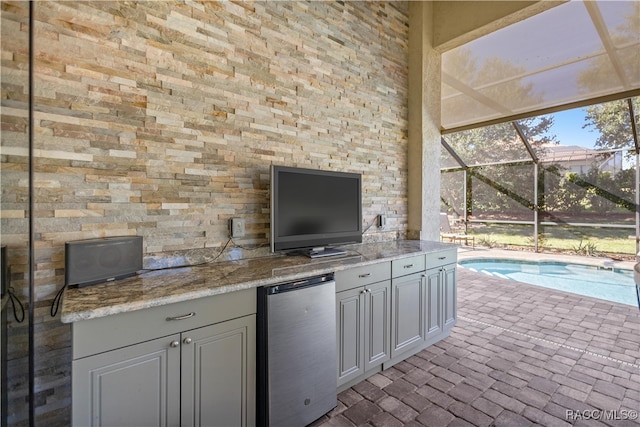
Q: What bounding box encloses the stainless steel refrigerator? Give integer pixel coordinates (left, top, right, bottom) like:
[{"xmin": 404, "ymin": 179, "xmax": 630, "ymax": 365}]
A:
[{"xmin": 257, "ymin": 274, "xmax": 337, "ymax": 426}]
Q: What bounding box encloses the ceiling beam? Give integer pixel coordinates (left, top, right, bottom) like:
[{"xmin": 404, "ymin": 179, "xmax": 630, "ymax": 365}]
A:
[
  {"xmin": 441, "ymin": 72, "xmax": 512, "ymax": 116},
  {"xmin": 583, "ymin": 1, "xmax": 630, "ymax": 89},
  {"xmin": 432, "ymin": 1, "xmax": 565, "ymax": 53},
  {"xmin": 442, "ymin": 89, "xmax": 640, "ymax": 134}
]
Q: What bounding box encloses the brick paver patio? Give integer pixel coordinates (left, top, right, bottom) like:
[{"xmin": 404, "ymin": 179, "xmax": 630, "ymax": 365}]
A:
[{"xmin": 313, "ymin": 267, "xmax": 640, "ymax": 426}]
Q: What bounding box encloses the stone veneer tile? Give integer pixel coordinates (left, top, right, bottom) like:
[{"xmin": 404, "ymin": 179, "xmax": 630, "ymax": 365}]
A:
[{"xmin": 2, "ymin": 1, "xmax": 411, "ymax": 424}]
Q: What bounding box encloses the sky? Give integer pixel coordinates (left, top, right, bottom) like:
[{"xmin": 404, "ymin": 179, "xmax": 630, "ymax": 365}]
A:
[{"xmin": 545, "ymin": 108, "xmax": 599, "ymax": 149}]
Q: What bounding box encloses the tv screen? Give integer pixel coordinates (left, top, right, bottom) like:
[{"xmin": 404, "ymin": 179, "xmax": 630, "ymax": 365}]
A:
[{"xmin": 271, "ymin": 165, "xmax": 362, "ymax": 255}]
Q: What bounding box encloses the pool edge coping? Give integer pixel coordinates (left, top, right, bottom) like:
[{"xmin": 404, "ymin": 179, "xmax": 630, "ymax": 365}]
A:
[{"xmin": 456, "ymin": 247, "xmax": 635, "ymax": 271}]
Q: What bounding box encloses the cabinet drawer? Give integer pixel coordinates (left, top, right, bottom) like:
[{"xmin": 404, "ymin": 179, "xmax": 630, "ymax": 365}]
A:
[
  {"xmin": 425, "ymin": 249, "xmax": 457, "ymax": 270},
  {"xmin": 72, "ymin": 288, "xmax": 256, "ymax": 360},
  {"xmin": 391, "ymin": 255, "xmax": 426, "ymax": 278},
  {"xmin": 336, "ymin": 262, "xmax": 390, "ymax": 292}
]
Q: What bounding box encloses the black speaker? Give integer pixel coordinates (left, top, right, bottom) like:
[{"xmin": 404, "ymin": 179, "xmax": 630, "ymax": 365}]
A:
[{"xmin": 65, "ymin": 236, "xmax": 143, "ymax": 288}]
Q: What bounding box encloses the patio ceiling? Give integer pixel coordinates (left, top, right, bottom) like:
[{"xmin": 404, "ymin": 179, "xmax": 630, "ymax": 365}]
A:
[{"xmin": 441, "ymin": 0, "xmax": 640, "ymax": 132}]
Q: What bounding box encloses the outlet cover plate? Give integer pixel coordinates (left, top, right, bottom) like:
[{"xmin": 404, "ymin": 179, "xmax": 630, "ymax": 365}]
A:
[{"xmin": 230, "ymin": 218, "xmax": 246, "ymax": 238}]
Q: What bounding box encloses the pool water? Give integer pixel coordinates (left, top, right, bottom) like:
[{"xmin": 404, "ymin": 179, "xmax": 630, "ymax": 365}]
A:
[{"xmin": 459, "ymin": 259, "xmax": 637, "ymax": 307}]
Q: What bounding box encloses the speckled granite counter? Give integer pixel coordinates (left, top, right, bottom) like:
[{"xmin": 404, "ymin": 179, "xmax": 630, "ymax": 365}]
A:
[{"xmin": 61, "ymin": 240, "xmax": 456, "ymax": 323}]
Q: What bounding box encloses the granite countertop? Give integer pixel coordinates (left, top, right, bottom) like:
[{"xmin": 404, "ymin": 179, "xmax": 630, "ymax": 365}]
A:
[{"xmin": 61, "ymin": 240, "xmax": 456, "ymax": 323}]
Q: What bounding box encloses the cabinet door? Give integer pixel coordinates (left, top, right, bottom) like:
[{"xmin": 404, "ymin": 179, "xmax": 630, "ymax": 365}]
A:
[
  {"xmin": 364, "ymin": 280, "xmax": 391, "ymax": 370},
  {"xmin": 424, "ymin": 268, "xmax": 443, "ymax": 344},
  {"xmin": 336, "ymin": 287, "xmax": 365, "ymax": 386},
  {"xmin": 72, "ymin": 335, "xmax": 181, "ymax": 427},
  {"xmin": 391, "ymin": 272, "xmax": 425, "ymax": 358},
  {"xmin": 181, "ymin": 314, "xmax": 256, "ymax": 427},
  {"xmin": 443, "ymin": 264, "xmax": 457, "ymax": 329}
]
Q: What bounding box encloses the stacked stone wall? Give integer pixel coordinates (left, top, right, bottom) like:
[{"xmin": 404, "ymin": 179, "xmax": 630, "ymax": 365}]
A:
[{"xmin": 2, "ymin": 1, "xmax": 409, "ymax": 424}]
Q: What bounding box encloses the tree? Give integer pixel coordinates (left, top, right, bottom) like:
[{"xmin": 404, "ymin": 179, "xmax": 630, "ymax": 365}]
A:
[
  {"xmin": 583, "ymin": 98, "xmax": 638, "ymax": 151},
  {"xmin": 578, "ymin": 1, "xmax": 639, "ymax": 151}
]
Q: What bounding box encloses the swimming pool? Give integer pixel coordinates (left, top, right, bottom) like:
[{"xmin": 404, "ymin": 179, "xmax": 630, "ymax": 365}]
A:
[{"xmin": 458, "ymin": 259, "xmax": 637, "ymax": 307}]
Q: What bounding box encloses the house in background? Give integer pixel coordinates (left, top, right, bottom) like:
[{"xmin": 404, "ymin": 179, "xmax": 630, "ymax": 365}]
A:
[
  {"xmin": 539, "ymin": 143, "xmax": 626, "ymax": 175},
  {"xmin": 1, "ymin": 1, "xmax": 638, "ymax": 425}
]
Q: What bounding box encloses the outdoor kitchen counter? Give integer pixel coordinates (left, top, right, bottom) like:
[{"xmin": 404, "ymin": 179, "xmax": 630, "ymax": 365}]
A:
[{"xmin": 61, "ymin": 240, "xmax": 457, "ymax": 323}]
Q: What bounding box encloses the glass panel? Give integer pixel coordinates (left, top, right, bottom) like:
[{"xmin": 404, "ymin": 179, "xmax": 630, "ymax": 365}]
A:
[
  {"xmin": 441, "ymin": 95, "xmax": 638, "ymax": 257},
  {"xmin": 1, "ymin": 1, "xmax": 30, "ymax": 425},
  {"xmin": 618, "ymin": 45, "xmax": 640, "ymax": 88},
  {"xmin": 541, "ymin": 150, "xmax": 636, "ymax": 226},
  {"xmin": 586, "ymin": 1, "xmax": 640, "ymax": 91},
  {"xmin": 469, "ymin": 223, "xmax": 535, "ymax": 251},
  {"xmin": 440, "ymin": 143, "xmax": 461, "ymax": 169},
  {"xmin": 440, "ymin": 170, "xmax": 465, "ymax": 218},
  {"xmin": 539, "ymin": 225, "xmax": 636, "ymax": 256},
  {"xmin": 442, "ymin": 1, "xmax": 640, "ymax": 130},
  {"xmin": 444, "ymin": 121, "xmax": 537, "ymax": 166},
  {"xmin": 469, "ymin": 164, "xmax": 535, "ymax": 221},
  {"xmin": 441, "ymin": 75, "xmax": 517, "ymax": 129},
  {"xmin": 583, "ymin": 98, "xmax": 637, "ymax": 150},
  {"xmin": 534, "ymin": 98, "xmax": 637, "ymax": 162}
]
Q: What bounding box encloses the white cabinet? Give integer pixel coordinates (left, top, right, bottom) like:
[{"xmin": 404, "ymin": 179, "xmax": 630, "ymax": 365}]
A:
[
  {"xmin": 424, "ymin": 249, "xmax": 457, "ymax": 345},
  {"xmin": 426, "ymin": 249, "xmax": 457, "ymax": 335},
  {"xmin": 390, "ymin": 255, "xmax": 426, "ymax": 358},
  {"xmin": 443, "ymin": 263, "xmax": 457, "ymax": 329},
  {"xmin": 337, "ymin": 249, "xmax": 458, "ymax": 381},
  {"xmin": 364, "ymin": 281, "xmax": 391, "ymax": 371},
  {"xmin": 424, "ymin": 268, "xmax": 443, "ymax": 344},
  {"xmin": 391, "ymin": 271, "xmax": 425, "ymax": 357},
  {"xmin": 389, "ymin": 250, "xmax": 458, "ymax": 362},
  {"xmin": 424, "ymin": 262, "xmax": 457, "ymax": 345},
  {"xmin": 181, "ymin": 316, "xmax": 255, "ymax": 427},
  {"xmin": 69, "ymin": 245, "xmax": 458, "ymax": 425},
  {"xmin": 336, "ymin": 263, "xmax": 391, "ymax": 388},
  {"xmin": 71, "ymin": 289, "xmax": 256, "ymax": 427},
  {"xmin": 73, "ymin": 334, "xmax": 181, "ymax": 427},
  {"xmin": 336, "ymin": 286, "xmax": 364, "ymax": 384}
]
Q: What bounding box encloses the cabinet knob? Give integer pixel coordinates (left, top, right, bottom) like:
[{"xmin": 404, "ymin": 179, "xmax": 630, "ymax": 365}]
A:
[
  {"xmin": 170, "ymin": 340, "xmax": 180, "ymax": 348},
  {"xmin": 183, "ymin": 337, "xmax": 192, "ymax": 345}
]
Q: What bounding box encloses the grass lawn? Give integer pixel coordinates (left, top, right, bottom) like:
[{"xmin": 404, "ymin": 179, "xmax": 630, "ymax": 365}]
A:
[{"xmin": 469, "ymin": 223, "xmax": 636, "ymax": 256}]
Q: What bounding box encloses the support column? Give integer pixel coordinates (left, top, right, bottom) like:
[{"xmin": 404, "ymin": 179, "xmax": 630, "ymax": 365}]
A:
[{"xmin": 407, "ymin": 2, "xmax": 441, "ymax": 241}]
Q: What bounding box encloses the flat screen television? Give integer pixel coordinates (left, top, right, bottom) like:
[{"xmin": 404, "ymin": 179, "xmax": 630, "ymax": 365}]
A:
[{"xmin": 270, "ymin": 165, "xmax": 362, "ymax": 257}]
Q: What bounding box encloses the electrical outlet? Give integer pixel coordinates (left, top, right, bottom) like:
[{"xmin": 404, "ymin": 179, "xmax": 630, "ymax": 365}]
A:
[{"xmin": 230, "ymin": 218, "xmax": 246, "ymax": 238}]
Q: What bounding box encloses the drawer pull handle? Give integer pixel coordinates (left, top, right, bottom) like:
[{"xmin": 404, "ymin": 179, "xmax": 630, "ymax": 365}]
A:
[
  {"xmin": 166, "ymin": 312, "xmax": 196, "ymax": 321},
  {"xmin": 438, "ymin": 256, "xmax": 446, "ymax": 260},
  {"xmin": 404, "ymin": 264, "xmax": 414, "ymax": 268},
  {"xmin": 359, "ymin": 273, "xmax": 371, "ymax": 278}
]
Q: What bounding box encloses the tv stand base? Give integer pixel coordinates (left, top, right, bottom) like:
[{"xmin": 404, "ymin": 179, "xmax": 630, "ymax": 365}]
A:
[{"xmin": 287, "ymin": 247, "xmax": 347, "ymax": 258}]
